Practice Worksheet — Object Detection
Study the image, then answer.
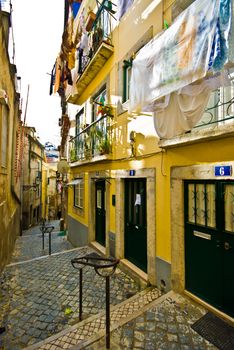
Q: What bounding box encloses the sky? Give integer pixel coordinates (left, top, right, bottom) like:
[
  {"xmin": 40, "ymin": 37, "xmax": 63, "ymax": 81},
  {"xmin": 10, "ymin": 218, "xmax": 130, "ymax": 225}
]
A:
[{"xmin": 10, "ymin": 0, "xmax": 65, "ymax": 146}]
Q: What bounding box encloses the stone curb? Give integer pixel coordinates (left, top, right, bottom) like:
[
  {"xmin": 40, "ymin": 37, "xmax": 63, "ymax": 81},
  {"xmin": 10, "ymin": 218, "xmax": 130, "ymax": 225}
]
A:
[{"xmin": 7, "ymin": 247, "xmax": 84, "ymax": 267}]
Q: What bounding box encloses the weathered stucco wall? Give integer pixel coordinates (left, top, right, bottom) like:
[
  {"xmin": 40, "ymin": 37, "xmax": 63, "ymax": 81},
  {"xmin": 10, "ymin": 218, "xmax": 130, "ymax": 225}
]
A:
[{"xmin": 0, "ymin": 11, "xmax": 21, "ymax": 272}]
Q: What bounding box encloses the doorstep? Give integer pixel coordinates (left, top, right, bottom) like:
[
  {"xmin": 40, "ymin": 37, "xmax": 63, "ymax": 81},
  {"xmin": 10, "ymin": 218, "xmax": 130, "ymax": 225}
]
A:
[{"xmin": 120, "ymin": 259, "xmax": 149, "ymax": 288}]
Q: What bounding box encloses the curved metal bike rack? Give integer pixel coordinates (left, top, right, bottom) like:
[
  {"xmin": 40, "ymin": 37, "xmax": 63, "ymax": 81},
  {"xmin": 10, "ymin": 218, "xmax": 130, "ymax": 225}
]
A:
[
  {"xmin": 71, "ymin": 252, "xmax": 119, "ymax": 349},
  {"xmin": 39, "ymin": 224, "xmax": 54, "ymax": 255}
]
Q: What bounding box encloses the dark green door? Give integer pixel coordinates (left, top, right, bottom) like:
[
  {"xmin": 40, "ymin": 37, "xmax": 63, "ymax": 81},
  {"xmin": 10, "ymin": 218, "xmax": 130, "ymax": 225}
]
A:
[
  {"xmin": 185, "ymin": 181, "xmax": 234, "ymax": 317},
  {"xmin": 95, "ymin": 180, "xmax": 106, "ymax": 246},
  {"xmin": 125, "ymin": 178, "xmax": 147, "ymax": 272}
]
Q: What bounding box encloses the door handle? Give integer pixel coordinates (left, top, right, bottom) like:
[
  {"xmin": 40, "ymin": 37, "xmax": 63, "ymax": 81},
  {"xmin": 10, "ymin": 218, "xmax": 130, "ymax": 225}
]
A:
[
  {"xmin": 216, "ymin": 240, "xmax": 221, "ymax": 248},
  {"xmin": 135, "ymin": 225, "xmax": 139, "ymax": 229},
  {"xmin": 224, "ymin": 242, "xmax": 232, "ymax": 250}
]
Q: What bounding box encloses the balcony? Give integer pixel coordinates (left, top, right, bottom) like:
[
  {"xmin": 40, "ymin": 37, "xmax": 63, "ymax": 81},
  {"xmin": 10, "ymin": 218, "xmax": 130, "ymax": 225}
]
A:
[
  {"xmin": 159, "ymin": 73, "xmax": 234, "ymax": 148},
  {"xmin": 69, "ymin": 113, "xmax": 112, "ymax": 163},
  {"xmin": 67, "ymin": 3, "xmax": 114, "ymax": 104}
]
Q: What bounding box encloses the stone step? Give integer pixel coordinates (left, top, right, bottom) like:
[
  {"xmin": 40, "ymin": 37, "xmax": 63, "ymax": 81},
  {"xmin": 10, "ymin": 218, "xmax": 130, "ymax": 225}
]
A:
[{"xmin": 24, "ymin": 287, "xmax": 165, "ymax": 350}]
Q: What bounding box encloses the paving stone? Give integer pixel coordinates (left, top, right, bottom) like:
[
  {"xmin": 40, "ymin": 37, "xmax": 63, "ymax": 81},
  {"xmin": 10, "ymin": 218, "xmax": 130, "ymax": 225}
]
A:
[{"xmin": 0, "ymin": 221, "xmax": 221, "ymax": 350}]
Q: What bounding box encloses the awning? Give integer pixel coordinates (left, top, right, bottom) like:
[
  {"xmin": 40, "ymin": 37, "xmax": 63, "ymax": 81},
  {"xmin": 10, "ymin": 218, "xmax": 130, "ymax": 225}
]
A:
[{"xmin": 67, "ymin": 178, "xmax": 83, "ymax": 186}]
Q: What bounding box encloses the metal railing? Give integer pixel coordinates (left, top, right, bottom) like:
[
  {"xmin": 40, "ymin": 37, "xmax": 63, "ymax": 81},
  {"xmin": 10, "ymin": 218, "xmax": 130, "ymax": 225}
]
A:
[
  {"xmin": 69, "ymin": 114, "xmax": 112, "ymax": 162},
  {"xmin": 194, "ymin": 74, "xmax": 234, "ymax": 129},
  {"xmin": 78, "ymin": 1, "xmax": 113, "ymax": 77}
]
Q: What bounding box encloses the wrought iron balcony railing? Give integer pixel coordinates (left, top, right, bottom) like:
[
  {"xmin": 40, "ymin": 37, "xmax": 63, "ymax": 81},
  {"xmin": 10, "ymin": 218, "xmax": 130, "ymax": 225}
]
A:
[
  {"xmin": 78, "ymin": 1, "xmax": 113, "ymax": 78},
  {"xmin": 194, "ymin": 73, "xmax": 234, "ymax": 130},
  {"xmin": 69, "ymin": 114, "xmax": 112, "ymax": 162}
]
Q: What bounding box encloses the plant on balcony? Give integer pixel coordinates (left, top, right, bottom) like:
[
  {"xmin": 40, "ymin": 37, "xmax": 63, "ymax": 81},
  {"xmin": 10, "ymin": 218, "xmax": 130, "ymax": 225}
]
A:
[
  {"xmin": 84, "ymin": 136, "xmax": 92, "ymax": 159},
  {"xmin": 97, "ymin": 104, "xmax": 114, "ymax": 117},
  {"xmin": 70, "ymin": 148, "xmax": 77, "ymax": 162},
  {"xmin": 98, "ymin": 138, "xmax": 111, "ymax": 155}
]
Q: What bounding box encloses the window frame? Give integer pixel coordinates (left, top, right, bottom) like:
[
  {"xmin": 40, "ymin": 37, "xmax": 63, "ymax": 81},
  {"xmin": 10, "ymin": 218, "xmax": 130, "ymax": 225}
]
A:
[
  {"xmin": 73, "ymin": 180, "xmax": 84, "ymax": 209},
  {"xmin": 1, "ymin": 104, "xmax": 8, "ymax": 169},
  {"xmin": 75, "ymin": 108, "xmax": 85, "ymax": 136},
  {"xmin": 123, "ymin": 61, "xmax": 132, "ymax": 103}
]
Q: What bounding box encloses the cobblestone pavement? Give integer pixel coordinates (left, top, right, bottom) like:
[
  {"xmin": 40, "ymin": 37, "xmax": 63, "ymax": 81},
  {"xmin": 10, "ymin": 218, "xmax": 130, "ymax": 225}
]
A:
[
  {"xmin": 22, "ymin": 221, "xmax": 61, "ymax": 236},
  {"xmin": 25, "ymin": 288, "xmax": 161, "ymax": 350},
  {"xmin": 11, "ymin": 220, "xmax": 71, "ymax": 263},
  {"xmin": 0, "ymin": 222, "xmax": 220, "ymax": 350},
  {"xmin": 24, "ymin": 291, "xmax": 218, "ymax": 350},
  {"xmin": 11, "ymin": 233, "xmax": 73, "ymax": 263},
  {"xmin": 81, "ymin": 292, "xmax": 218, "ymax": 350},
  {"xmin": 0, "ymin": 225, "xmax": 143, "ymax": 350}
]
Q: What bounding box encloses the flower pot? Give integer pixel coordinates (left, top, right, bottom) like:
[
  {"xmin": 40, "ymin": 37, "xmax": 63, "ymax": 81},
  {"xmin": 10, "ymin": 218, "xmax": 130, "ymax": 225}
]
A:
[{"xmin": 85, "ymin": 11, "xmax": 96, "ymax": 31}]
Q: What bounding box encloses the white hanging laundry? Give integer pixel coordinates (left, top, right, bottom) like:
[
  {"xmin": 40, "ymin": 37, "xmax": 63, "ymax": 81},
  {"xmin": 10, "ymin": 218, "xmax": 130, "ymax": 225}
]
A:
[
  {"xmin": 153, "ymin": 71, "xmax": 231, "ymax": 138},
  {"xmin": 128, "ymin": 0, "xmax": 232, "ymax": 114}
]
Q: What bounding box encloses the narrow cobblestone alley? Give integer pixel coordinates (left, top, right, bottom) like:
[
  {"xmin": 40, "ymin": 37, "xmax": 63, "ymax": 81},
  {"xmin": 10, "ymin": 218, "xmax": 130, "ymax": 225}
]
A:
[
  {"xmin": 0, "ymin": 222, "xmax": 142, "ymax": 350},
  {"xmin": 1, "ymin": 0, "xmax": 234, "ymax": 349},
  {"xmin": 0, "ymin": 221, "xmax": 221, "ymax": 350}
]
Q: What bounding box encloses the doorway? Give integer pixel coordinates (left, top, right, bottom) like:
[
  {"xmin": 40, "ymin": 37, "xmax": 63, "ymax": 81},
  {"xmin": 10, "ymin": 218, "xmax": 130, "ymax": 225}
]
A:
[
  {"xmin": 95, "ymin": 180, "xmax": 106, "ymax": 246},
  {"xmin": 185, "ymin": 180, "xmax": 234, "ymax": 317},
  {"xmin": 124, "ymin": 178, "xmax": 147, "ymax": 272}
]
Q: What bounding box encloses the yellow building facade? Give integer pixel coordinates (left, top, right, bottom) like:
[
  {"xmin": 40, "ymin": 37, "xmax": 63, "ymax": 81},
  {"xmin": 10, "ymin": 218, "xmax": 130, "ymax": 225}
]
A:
[
  {"xmin": 56, "ymin": 0, "xmax": 234, "ymax": 319},
  {"xmin": 0, "ymin": 9, "xmax": 21, "ymax": 271}
]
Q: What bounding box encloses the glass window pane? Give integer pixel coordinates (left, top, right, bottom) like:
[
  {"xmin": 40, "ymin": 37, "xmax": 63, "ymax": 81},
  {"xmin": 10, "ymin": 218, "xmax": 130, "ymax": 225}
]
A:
[
  {"xmin": 188, "ymin": 184, "xmax": 195, "ymax": 223},
  {"xmin": 224, "ymin": 184, "xmax": 234, "ymax": 233},
  {"xmin": 126, "ymin": 67, "xmax": 132, "ymax": 101},
  {"xmin": 74, "ymin": 182, "xmax": 84, "ymax": 209},
  {"xmin": 97, "ymin": 189, "xmax": 102, "ymax": 209},
  {"xmin": 196, "ymin": 184, "xmax": 205, "ymax": 226},
  {"xmin": 206, "ymin": 184, "xmax": 216, "ymax": 228}
]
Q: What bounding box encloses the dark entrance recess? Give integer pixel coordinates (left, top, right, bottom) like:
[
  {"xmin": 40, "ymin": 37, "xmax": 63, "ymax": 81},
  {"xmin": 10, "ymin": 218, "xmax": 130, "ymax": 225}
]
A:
[
  {"xmin": 184, "ymin": 181, "xmax": 234, "ymax": 317},
  {"xmin": 124, "ymin": 178, "xmax": 147, "ymax": 272},
  {"xmin": 95, "ymin": 180, "xmax": 106, "ymax": 246}
]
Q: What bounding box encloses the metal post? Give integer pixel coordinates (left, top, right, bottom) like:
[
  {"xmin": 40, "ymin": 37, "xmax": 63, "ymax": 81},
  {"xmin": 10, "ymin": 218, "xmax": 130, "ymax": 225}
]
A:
[
  {"xmin": 106, "ymin": 275, "xmax": 110, "ymax": 349},
  {"xmin": 49, "ymin": 231, "xmax": 51, "ymax": 255},
  {"xmin": 79, "ymin": 268, "xmax": 83, "ymax": 321},
  {"xmin": 42, "ymin": 231, "xmax": 44, "ymax": 250}
]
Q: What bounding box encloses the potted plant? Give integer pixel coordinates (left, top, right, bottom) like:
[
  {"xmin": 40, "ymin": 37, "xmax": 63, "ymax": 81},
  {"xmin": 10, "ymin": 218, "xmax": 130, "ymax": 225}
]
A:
[
  {"xmin": 70, "ymin": 148, "xmax": 76, "ymax": 162},
  {"xmin": 98, "ymin": 138, "xmax": 111, "ymax": 155}
]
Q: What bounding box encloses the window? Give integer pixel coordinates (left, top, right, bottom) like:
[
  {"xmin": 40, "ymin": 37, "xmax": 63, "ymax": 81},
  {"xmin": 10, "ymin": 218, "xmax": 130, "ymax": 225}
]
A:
[
  {"xmin": 1, "ymin": 104, "xmax": 8, "ymax": 168},
  {"xmin": 76, "ymin": 108, "xmax": 85, "ymax": 136},
  {"xmin": 123, "ymin": 61, "xmax": 132, "ymax": 103},
  {"xmin": 75, "ymin": 108, "xmax": 85, "ymax": 160},
  {"xmin": 74, "ymin": 180, "xmax": 84, "ymax": 209},
  {"xmin": 92, "ymin": 87, "xmax": 107, "ymax": 121}
]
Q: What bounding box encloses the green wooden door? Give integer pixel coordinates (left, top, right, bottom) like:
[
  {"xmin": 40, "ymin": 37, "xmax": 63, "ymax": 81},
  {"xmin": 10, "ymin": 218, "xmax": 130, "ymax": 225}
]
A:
[
  {"xmin": 125, "ymin": 178, "xmax": 147, "ymax": 272},
  {"xmin": 185, "ymin": 181, "xmax": 234, "ymax": 317},
  {"xmin": 95, "ymin": 180, "xmax": 106, "ymax": 246}
]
